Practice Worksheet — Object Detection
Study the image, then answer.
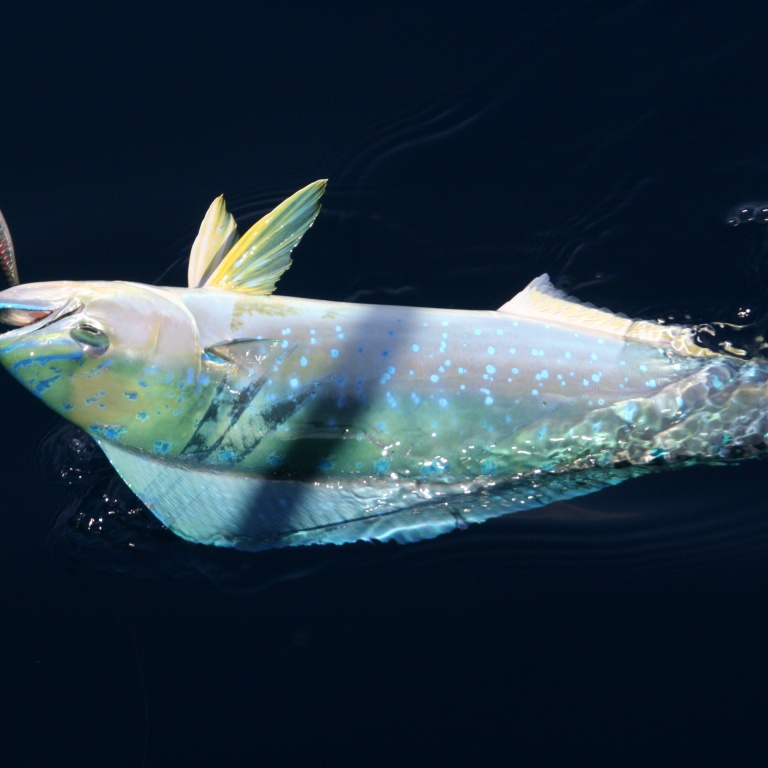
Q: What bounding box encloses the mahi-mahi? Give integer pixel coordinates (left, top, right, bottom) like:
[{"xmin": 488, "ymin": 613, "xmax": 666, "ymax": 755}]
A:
[{"xmin": 0, "ymin": 181, "xmax": 765, "ymax": 550}]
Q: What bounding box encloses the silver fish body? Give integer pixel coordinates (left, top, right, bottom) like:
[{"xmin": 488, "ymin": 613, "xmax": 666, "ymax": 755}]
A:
[{"xmin": 0, "ymin": 182, "xmax": 765, "ymax": 550}]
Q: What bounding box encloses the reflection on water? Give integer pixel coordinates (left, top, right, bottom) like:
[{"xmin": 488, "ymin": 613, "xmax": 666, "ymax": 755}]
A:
[{"xmin": 727, "ymin": 203, "xmax": 768, "ymax": 226}]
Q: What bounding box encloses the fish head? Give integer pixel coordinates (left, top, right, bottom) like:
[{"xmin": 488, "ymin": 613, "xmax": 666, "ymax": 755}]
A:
[{"xmin": 0, "ymin": 280, "xmax": 203, "ymax": 451}]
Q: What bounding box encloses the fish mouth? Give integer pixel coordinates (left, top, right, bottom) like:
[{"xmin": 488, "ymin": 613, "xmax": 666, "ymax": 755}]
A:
[{"xmin": 0, "ymin": 297, "xmax": 84, "ymax": 340}]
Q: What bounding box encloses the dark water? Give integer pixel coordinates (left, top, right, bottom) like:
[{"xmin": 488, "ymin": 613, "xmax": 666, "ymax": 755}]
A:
[{"xmin": 3, "ymin": 1, "xmax": 768, "ymax": 765}]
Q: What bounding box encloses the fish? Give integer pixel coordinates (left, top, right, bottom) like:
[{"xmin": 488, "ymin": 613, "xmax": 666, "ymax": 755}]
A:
[{"xmin": 0, "ymin": 180, "xmax": 766, "ymax": 551}]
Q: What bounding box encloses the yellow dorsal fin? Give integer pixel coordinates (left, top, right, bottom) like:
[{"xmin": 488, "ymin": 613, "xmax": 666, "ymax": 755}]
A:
[
  {"xmin": 202, "ymin": 179, "xmax": 327, "ymax": 294},
  {"xmin": 499, "ymin": 274, "xmax": 716, "ymax": 357},
  {"xmin": 188, "ymin": 195, "xmax": 239, "ymax": 288}
]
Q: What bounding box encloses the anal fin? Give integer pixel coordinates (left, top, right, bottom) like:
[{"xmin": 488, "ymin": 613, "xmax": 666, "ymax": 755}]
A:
[{"xmin": 95, "ymin": 439, "xmax": 655, "ymax": 551}]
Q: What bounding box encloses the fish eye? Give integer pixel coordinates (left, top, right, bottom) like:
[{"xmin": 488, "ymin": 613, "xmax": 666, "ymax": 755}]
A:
[{"xmin": 70, "ymin": 323, "xmax": 109, "ymax": 357}]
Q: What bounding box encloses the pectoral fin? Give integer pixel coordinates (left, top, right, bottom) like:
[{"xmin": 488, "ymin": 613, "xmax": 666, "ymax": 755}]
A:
[{"xmin": 204, "ymin": 338, "xmax": 283, "ymax": 370}]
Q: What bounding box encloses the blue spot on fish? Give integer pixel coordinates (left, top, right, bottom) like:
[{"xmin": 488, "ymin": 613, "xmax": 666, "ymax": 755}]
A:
[
  {"xmin": 34, "ymin": 375, "xmax": 60, "ymax": 394},
  {"xmin": 90, "ymin": 424, "xmax": 126, "ymax": 440},
  {"xmin": 480, "ymin": 458, "xmax": 497, "ymax": 474}
]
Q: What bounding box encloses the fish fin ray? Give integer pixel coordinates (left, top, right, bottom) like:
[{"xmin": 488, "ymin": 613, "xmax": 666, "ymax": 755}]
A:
[
  {"xmin": 188, "ymin": 195, "xmax": 239, "ymax": 288},
  {"xmin": 499, "ymin": 274, "xmax": 715, "ymax": 356},
  {"xmin": 94, "ymin": 440, "xmax": 462, "ymax": 550},
  {"xmin": 203, "ymin": 338, "xmax": 283, "ymax": 369},
  {"xmin": 95, "ymin": 440, "xmax": 653, "ymax": 551},
  {"xmin": 203, "ymin": 180, "xmax": 327, "ymax": 294}
]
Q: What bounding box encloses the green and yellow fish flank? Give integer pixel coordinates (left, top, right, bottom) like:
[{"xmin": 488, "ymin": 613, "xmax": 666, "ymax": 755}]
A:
[{"xmin": 0, "ymin": 181, "xmax": 766, "ymax": 550}]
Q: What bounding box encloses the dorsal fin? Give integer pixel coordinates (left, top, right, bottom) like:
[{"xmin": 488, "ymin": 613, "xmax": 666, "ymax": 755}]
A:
[
  {"xmin": 188, "ymin": 195, "xmax": 239, "ymax": 288},
  {"xmin": 202, "ymin": 180, "xmax": 327, "ymax": 294},
  {"xmin": 499, "ymin": 274, "xmax": 716, "ymax": 357}
]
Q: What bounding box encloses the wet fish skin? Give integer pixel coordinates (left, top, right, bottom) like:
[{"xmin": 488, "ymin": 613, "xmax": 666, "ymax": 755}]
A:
[{"xmin": 0, "ymin": 181, "xmax": 764, "ymax": 550}]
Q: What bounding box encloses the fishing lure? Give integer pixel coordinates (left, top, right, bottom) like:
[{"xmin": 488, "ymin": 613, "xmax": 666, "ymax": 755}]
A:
[{"xmin": 0, "ymin": 182, "xmax": 765, "ymax": 550}]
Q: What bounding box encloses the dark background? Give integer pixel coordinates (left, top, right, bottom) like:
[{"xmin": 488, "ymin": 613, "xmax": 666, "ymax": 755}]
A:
[{"xmin": 3, "ymin": 1, "xmax": 768, "ymax": 765}]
